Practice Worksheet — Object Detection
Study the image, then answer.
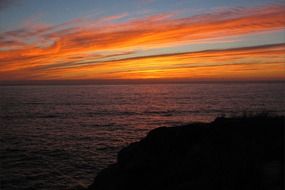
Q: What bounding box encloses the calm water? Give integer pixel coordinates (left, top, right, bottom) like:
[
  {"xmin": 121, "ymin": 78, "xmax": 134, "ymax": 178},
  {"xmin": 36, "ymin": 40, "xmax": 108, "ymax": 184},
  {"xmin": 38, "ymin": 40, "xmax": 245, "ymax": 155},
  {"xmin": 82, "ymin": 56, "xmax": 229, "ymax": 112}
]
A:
[{"xmin": 1, "ymin": 82, "xmax": 284, "ymax": 190}]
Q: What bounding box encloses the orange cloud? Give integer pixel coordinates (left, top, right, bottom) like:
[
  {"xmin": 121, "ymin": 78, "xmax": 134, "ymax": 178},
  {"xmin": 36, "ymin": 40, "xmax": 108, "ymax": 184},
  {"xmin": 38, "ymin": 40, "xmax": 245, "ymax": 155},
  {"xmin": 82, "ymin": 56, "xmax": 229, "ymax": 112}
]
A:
[
  {"xmin": 0, "ymin": 4, "xmax": 285, "ymax": 80},
  {"xmin": 10, "ymin": 43, "xmax": 283, "ymax": 80}
]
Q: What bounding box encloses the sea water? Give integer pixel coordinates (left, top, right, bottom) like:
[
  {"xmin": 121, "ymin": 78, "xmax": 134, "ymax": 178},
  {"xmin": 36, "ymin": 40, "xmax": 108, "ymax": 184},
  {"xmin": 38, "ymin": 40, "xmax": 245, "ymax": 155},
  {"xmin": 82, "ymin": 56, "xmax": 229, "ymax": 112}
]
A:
[{"xmin": 1, "ymin": 82, "xmax": 284, "ymax": 189}]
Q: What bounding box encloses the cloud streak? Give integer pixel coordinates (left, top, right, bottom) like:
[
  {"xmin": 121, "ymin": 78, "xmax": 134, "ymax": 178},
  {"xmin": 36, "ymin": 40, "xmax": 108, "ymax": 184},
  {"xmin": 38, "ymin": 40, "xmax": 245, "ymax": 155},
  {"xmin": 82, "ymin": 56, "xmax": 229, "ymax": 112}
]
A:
[
  {"xmin": 1, "ymin": 43, "xmax": 284, "ymax": 80},
  {"xmin": 0, "ymin": 4, "xmax": 285, "ymax": 80}
]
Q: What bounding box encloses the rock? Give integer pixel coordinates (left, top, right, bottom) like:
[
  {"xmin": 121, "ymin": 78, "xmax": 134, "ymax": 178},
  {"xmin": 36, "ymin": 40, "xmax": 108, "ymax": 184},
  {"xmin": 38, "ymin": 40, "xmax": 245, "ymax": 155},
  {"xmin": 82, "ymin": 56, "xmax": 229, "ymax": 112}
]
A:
[{"xmin": 88, "ymin": 115, "xmax": 284, "ymax": 190}]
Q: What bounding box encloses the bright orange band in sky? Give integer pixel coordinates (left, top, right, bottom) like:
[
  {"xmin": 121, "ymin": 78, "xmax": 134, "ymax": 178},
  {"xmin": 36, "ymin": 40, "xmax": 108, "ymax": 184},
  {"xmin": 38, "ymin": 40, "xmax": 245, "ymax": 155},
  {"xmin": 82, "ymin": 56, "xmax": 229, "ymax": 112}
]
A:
[{"xmin": 0, "ymin": 4, "xmax": 285, "ymax": 80}]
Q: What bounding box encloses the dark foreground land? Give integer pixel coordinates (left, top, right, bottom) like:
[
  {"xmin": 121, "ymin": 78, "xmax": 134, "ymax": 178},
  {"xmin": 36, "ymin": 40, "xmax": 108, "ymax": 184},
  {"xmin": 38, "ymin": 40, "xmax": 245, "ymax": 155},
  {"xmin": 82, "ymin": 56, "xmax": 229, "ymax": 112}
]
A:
[{"xmin": 88, "ymin": 115, "xmax": 284, "ymax": 190}]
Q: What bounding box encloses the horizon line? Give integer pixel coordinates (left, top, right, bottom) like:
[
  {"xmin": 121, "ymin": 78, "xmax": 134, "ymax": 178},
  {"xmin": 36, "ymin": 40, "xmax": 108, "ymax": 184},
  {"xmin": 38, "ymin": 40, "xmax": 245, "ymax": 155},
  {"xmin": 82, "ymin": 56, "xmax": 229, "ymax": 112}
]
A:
[{"xmin": 1, "ymin": 79, "xmax": 284, "ymax": 86}]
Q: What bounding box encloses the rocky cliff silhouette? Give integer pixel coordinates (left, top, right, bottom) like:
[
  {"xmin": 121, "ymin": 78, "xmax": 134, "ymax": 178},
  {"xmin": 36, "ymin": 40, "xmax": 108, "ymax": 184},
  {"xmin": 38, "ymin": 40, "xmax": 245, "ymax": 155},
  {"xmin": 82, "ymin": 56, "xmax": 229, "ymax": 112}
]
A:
[{"xmin": 88, "ymin": 115, "xmax": 284, "ymax": 190}]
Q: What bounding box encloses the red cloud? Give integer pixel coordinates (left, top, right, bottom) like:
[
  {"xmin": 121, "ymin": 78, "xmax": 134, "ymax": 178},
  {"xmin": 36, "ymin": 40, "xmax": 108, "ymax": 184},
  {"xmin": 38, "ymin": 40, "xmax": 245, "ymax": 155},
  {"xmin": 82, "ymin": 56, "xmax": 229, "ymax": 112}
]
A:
[{"xmin": 0, "ymin": 4, "xmax": 285, "ymax": 80}]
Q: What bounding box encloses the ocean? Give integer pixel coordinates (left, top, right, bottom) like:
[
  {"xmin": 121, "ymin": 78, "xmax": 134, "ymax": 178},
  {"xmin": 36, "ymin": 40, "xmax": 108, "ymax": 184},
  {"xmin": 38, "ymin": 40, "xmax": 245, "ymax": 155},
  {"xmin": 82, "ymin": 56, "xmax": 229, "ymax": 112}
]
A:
[{"xmin": 1, "ymin": 82, "xmax": 284, "ymax": 190}]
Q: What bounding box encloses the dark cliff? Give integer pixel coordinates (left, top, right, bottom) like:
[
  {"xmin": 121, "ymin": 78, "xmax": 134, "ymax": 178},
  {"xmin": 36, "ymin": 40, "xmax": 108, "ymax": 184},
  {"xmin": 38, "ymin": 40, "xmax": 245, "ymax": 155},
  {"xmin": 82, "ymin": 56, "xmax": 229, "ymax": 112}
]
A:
[{"xmin": 88, "ymin": 115, "xmax": 284, "ymax": 190}]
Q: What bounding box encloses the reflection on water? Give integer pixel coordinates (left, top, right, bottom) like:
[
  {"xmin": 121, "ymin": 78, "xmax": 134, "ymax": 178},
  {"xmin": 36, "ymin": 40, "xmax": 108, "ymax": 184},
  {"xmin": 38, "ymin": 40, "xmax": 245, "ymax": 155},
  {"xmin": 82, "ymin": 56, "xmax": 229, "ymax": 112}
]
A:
[{"xmin": 1, "ymin": 83, "xmax": 284, "ymax": 189}]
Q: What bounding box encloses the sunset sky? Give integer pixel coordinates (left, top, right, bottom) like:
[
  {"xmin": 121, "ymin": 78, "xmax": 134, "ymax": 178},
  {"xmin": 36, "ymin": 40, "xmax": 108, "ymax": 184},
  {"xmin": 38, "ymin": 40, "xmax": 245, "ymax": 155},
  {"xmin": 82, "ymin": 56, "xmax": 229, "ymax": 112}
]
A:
[{"xmin": 0, "ymin": 0, "xmax": 285, "ymax": 81}]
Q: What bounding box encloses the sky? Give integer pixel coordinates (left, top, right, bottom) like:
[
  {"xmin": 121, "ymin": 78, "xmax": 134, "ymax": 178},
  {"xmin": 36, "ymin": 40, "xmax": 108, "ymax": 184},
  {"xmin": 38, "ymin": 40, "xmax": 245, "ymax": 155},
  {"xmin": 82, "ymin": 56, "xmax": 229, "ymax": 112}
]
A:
[{"xmin": 0, "ymin": 0, "xmax": 285, "ymax": 81}]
